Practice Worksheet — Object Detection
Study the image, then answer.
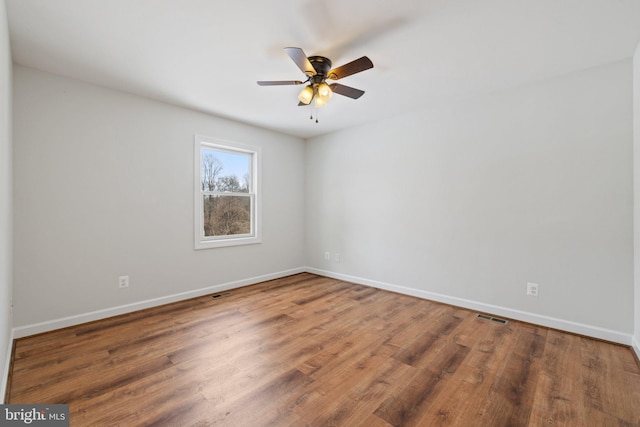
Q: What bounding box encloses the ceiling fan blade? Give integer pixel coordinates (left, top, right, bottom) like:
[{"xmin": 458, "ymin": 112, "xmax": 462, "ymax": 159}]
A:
[
  {"xmin": 329, "ymin": 83, "xmax": 365, "ymax": 99},
  {"xmin": 284, "ymin": 47, "xmax": 316, "ymax": 76},
  {"xmin": 328, "ymin": 56, "xmax": 373, "ymax": 80},
  {"xmin": 257, "ymin": 80, "xmax": 304, "ymax": 86}
]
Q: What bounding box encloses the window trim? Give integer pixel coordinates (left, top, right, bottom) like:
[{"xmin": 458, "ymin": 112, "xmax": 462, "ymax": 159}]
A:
[{"xmin": 194, "ymin": 134, "xmax": 261, "ymax": 249}]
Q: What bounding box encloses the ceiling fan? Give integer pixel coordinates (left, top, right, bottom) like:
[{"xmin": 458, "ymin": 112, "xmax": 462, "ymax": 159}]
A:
[{"xmin": 257, "ymin": 47, "xmax": 374, "ymax": 108}]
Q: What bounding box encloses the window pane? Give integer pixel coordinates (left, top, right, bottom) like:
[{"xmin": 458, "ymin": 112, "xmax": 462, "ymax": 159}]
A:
[
  {"xmin": 201, "ymin": 148, "xmax": 251, "ymax": 193},
  {"xmin": 203, "ymin": 195, "xmax": 251, "ymax": 237}
]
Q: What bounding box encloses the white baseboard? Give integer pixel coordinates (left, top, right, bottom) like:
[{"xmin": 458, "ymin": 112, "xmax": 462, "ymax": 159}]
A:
[
  {"xmin": 10, "ymin": 266, "xmax": 636, "ymax": 348},
  {"xmin": 633, "ymin": 336, "xmax": 640, "ymax": 361},
  {"xmin": 12, "ymin": 267, "xmax": 305, "ymax": 339},
  {"xmin": 1, "ymin": 328, "xmax": 14, "ymax": 403},
  {"xmin": 305, "ymin": 267, "xmax": 634, "ymax": 346}
]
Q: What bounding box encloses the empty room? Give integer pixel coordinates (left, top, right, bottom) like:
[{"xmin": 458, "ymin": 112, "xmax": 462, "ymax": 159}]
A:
[{"xmin": 1, "ymin": 0, "xmax": 640, "ymax": 425}]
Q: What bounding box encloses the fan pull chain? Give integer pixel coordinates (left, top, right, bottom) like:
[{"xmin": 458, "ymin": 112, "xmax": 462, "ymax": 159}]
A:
[{"xmin": 309, "ymin": 107, "xmax": 319, "ymax": 123}]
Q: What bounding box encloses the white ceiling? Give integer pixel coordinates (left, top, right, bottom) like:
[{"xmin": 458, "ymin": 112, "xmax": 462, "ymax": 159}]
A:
[{"xmin": 6, "ymin": 0, "xmax": 640, "ymax": 139}]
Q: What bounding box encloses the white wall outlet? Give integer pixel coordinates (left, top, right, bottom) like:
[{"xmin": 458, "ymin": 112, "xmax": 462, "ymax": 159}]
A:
[
  {"xmin": 526, "ymin": 282, "xmax": 539, "ymax": 297},
  {"xmin": 324, "ymin": 251, "xmax": 331, "ymax": 260},
  {"xmin": 119, "ymin": 275, "xmax": 130, "ymax": 289},
  {"xmin": 335, "ymin": 253, "xmax": 341, "ymax": 263}
]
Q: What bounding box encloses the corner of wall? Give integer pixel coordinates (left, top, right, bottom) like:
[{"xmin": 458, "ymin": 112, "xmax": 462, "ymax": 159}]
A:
[
  {"xmin": 0, "ymin": 0, "xmax": 13, "ymax": 403},
  {"xmin": 634, "ymin": 40, "xmax": 640, "ymax": 363}
]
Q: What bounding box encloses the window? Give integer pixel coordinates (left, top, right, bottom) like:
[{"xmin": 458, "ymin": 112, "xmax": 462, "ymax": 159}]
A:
[{"xmin": 194, "ymin": 135, "xmax": 261, "ymax": 249}]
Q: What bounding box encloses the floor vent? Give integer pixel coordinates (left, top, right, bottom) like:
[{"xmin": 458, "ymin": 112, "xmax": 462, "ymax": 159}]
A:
[
  {"xmin": 211, "ymin": 292, "xmax": 231, "ymax": 299},
  {"xmin": 476, "ymin": 313, "xmax": 508, "ymax": 324}
]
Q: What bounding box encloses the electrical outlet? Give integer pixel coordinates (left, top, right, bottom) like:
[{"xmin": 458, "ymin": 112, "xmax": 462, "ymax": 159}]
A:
[
  {"xmin": 335, "ymin": 253, "xmax": 341, "ymax": 263},
  {"xmin": 526, "ymin": 282, "xmax": 539, "ymax": 297},
  {"xmin": 324, "ymin": 251, "xmax": 331, "ymax": 260},
  {"xmin": 119, "ymin": 275, "xmax": 129, "ymax": 289}
]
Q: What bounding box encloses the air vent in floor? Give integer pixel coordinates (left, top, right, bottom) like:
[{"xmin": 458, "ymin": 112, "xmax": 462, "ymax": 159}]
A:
[
  {"xmin": 476, "ymin": 313, "xmax": 508, "ymax": 324},
  {"xmin": 211, "ymin": 292, "xmax": 231, "ymax": 299}
]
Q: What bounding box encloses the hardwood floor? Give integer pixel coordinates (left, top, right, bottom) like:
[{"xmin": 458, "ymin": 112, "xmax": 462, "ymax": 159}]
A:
[{"xmin": 7, "ymin": 273, "xmax": 640, "ymax": 426}]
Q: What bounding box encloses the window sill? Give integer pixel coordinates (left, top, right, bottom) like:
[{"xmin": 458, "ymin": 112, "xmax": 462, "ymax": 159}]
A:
[{"xmin": 194, "ymin": 236, "xmax": 262, "ymax": 250}]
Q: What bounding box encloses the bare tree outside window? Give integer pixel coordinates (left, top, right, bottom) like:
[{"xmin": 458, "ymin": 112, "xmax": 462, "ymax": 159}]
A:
[{"xmin": 201, "ymin": 152, "xmax": 223, "ymax": 191}]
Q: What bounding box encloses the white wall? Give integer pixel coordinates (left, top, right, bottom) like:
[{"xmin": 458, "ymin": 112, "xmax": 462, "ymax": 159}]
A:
[
  {"xmin": 634, "ymin": 43, "xmax": 640, "ymax": 357},
  {"xmin": 306, "ymin": 60, "xmax": 634, "ymax": 341},
  {"xmin": 0, "ymin": 0, "xmax": 12, "ymax": 402},
  {"xmin": 12, "ymin": 65, "xmax": 305, "ymax": 329}
]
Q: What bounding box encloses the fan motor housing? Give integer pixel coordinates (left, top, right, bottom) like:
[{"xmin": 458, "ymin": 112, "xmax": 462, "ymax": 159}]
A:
[{"xmin": 308, "ymin": 56, "xmax": 332, "ymax": 81}]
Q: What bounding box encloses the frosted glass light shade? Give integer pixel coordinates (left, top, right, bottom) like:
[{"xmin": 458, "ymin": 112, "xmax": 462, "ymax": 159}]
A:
[
  {"xmin": 298, "ymin": 86, "xmax": 314, "ymax": 104},
  {"xmin": 317, "ymin": 83, "xmax": 332, "ymax": 99}
]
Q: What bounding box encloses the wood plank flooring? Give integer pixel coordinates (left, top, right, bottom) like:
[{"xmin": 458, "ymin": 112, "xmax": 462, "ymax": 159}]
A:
[{"xmin": 7, "ymin": 273, "xmax": 640, "ymax": 426}]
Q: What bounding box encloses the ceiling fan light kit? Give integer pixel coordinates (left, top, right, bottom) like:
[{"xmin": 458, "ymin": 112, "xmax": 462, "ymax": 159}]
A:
[
  {"xmin": 298, "ymin": 85, "xmax": 314, "ymax": 104},
  {"xmin": 258, "ymin": 47, "xmax": 373, "ymax": 121},
  {"xmin": 317, "ymin": 82, "xmax": 332, "ymax": 100}
]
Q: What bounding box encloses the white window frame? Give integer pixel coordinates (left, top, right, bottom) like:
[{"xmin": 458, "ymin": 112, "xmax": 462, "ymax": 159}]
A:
[{"xmin": 194, "ymin": 134, "xmax": 261, "ymax": 249}]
